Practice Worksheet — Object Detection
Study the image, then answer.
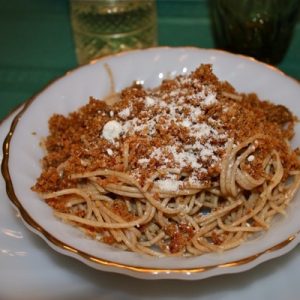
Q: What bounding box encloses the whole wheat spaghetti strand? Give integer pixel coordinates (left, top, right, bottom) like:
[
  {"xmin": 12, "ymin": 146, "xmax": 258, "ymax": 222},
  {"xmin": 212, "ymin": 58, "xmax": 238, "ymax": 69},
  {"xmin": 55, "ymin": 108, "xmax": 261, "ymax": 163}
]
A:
[
  {"xmin": 220, "ymin": 138, "xmax": 234, "ymax": 195},
  {"xmin": 41, "ymin": 188, "xmax": 93, "ymax": 219},
  {"xmin": 196, "ymin": 200, "xmax": 243, "ymax": 226},
  {"xmin": 217, "ymin": 218, "xmax": 263, "ymax": 232},
  {"xmin": 229, "ymin": 143, "xmax": 256, "ymax": 196},
  {"xmin": 55, "ymin": 201, "xmax": 154, "ymax": 229},
  {"xmin": 139, "ymin": 231, "xmax": 165, "ymax": 247},
  {"xmin": 236, "ymin": 168, "xmax": 265, "ymax": 190}
]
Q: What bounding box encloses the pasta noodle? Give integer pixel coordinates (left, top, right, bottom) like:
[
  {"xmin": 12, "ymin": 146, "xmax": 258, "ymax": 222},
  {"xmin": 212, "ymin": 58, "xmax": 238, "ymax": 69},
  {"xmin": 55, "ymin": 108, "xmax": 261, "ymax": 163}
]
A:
[{"xmin": 32, "ymin": 64, "xmax": 300, "ymax": 257}]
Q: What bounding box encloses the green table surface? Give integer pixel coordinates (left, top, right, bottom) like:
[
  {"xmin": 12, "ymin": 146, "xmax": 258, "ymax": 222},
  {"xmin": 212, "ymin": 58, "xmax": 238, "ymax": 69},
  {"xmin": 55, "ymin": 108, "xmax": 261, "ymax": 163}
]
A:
[{"xmin": 0, "ymin": 0, "xmax": 300, "ymax": 120}]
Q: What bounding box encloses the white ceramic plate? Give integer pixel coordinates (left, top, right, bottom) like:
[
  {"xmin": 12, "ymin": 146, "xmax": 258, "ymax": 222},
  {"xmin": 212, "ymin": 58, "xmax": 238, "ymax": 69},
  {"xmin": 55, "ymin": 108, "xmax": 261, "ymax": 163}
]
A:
[
  {"xmin": 2, "ymin": 109, "xmax": 300, "ymax": 300},
  {"xmin": 2, "ymin": 47, "xmax": 300, "ymax": 280}
]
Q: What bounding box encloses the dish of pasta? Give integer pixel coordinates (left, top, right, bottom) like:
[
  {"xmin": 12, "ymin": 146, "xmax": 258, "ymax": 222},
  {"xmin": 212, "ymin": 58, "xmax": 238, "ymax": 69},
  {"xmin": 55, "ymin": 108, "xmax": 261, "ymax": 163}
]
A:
[
  {"xmin": 32, "ymin": 64, "xmax": 300, "ymax": 257},
  {"xmin": 3, "ymin": 47, "xmax": 300, "ymax": 279}
]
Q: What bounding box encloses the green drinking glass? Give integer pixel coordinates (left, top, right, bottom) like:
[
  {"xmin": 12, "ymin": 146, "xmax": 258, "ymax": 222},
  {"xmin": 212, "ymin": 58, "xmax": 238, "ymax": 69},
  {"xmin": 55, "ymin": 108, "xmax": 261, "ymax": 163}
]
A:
[{"xmin": 211, "ymin": 0, "xmax": 300, "ymax": 64}]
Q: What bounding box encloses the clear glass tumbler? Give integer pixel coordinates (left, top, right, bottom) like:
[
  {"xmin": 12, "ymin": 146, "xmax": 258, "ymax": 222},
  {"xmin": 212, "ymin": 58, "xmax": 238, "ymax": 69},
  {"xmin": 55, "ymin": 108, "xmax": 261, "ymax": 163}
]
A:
[
  {"xmin": 70, "ymin": 0, "xmax": 157, "ymax": 65},
  {"xmin": 211, "ymin": 0, "xmax": 300, "ymax": 64}
]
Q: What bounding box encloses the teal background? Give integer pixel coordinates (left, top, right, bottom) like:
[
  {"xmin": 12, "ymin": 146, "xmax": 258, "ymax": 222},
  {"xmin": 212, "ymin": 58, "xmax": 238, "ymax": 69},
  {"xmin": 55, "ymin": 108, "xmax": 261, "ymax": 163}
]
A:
[{"xmin": 0, "ymin": 0, "xmax": 299, "ymax": 119}]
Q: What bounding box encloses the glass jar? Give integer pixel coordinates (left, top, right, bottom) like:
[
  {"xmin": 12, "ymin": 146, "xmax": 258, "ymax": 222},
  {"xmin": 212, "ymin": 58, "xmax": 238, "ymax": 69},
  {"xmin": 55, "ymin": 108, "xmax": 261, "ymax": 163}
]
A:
[{"xmin": 70, "ymin": 0, "xmax": 157, "ymax": 64}]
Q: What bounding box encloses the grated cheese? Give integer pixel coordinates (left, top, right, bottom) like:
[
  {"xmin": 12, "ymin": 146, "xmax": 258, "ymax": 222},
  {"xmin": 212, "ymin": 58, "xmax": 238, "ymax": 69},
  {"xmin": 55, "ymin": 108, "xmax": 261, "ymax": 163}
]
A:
[
  {"xmin": 106, "ymin": 148, "xmax": 113, "ymax": 156},
  {"xmin": 102, "ymin": 120, "xmax": 123, "ymax": 143},
  {"xmin": 156, "ymin": 179, "xmax": 182, "ymax": 192},
  {"xmin": 145, "ymin": 96, "xmax": 156, "ymax": 107},
  {"xmin": 118, "ymin": 106, "xmax": 131, "ymax": 119},
  {"xmin": 247, "ymin": 155, "xmax": 255, "ymax": 162},
  {"xmin": 102, "ymin": 65, "xmax": 228, "ymax": 186}
]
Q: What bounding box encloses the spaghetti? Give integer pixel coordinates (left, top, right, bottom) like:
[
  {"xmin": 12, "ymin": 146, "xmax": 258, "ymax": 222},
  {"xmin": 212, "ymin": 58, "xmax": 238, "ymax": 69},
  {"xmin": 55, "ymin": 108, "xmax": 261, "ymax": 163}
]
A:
[{"xmin": 32, "ymin": 64, "xmax": 300, "ymax": 257}]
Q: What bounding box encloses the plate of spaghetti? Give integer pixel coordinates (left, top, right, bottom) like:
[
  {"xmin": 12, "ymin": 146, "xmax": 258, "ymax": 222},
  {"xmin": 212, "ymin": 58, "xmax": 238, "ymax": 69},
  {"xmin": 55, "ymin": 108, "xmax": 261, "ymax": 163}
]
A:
[{"xmin": 2, "ymin": 47, "xmax": 300, "ymax": 280}]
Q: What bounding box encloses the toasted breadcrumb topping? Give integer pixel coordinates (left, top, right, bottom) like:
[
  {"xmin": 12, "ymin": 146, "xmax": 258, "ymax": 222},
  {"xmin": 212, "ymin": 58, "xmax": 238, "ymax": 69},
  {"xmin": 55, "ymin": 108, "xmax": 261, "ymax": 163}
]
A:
[{"xmin": 33, "ymin": 65, "xmax": 299, "ymax": 193}]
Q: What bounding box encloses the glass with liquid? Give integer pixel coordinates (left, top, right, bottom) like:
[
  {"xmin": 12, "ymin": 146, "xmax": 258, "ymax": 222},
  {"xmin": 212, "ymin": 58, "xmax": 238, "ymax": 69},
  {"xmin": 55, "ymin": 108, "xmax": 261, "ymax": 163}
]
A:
[
  {"xmin": 70, "ymin": 0, "xmax": 157, "ymax": 65},
  {"xmin": 211, "ymin": 0, "xmax": 300, "ymax": 64}
]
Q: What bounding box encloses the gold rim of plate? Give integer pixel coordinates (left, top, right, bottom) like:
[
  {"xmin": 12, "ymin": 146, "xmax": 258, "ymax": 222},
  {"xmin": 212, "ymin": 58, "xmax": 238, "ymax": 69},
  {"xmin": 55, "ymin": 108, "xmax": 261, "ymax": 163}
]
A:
[{"xmin": 1, "ymin": 46, "xmax": 300, "ymax": 277}]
